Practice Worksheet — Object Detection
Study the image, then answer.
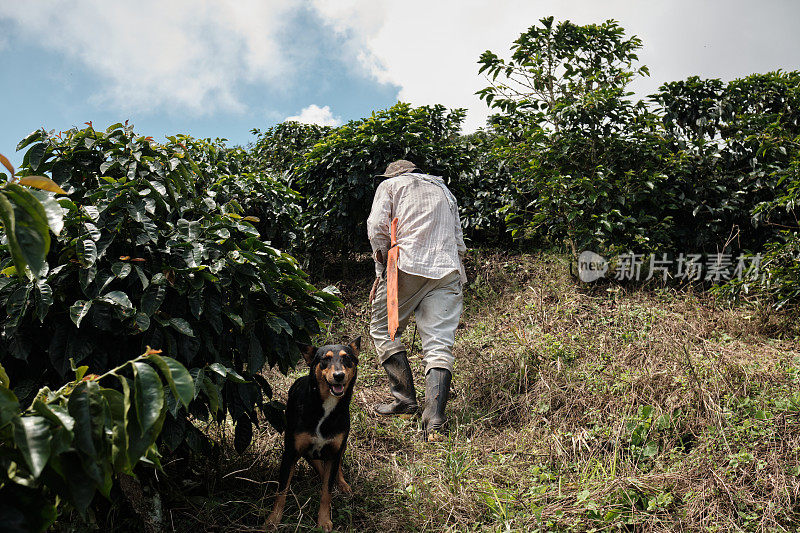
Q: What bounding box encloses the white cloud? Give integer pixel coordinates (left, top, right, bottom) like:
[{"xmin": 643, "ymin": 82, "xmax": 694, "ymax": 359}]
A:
[
  {"xmin": 2, "ymin": 0, "xmax": 798, "ymax": 130},
  {"xmin": 285, "ymin": 104, "xmax": 342, "ymax": 127},
  {"xmin": 311, "ymin": 0, "xmax": 800, "ymax": 132},
  {"xmin": 0, "ymin": 0, "xmax": 296, "ymax": 114}
]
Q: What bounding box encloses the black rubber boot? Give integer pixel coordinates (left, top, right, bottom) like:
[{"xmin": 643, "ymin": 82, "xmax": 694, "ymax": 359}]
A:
[
  {"xmin": 374, "ymin": 351, "xmax": 418, "ymax": 416},
  {"xmin": 421, "ymin": 368, "xmax": 452, "ymax": 441}
]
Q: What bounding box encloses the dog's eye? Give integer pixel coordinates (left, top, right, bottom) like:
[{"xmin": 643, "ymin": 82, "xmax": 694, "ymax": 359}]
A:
[{"xmin": 320, "ymin": 357, "xmax": 332, "ymax": 367}]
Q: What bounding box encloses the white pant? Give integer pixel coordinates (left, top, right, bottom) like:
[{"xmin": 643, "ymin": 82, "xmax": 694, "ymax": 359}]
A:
[{"xmin": 370, "ymin": 270, "xmax": 463, "ymax": 374}]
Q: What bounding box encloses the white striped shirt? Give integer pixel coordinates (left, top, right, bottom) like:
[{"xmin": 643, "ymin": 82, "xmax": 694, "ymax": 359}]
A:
[{"xmin": 367, "ymin": 172, "xmax": 467, "ymax": 283}]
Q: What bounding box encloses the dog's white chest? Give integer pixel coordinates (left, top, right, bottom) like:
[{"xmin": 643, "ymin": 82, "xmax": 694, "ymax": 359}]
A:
[{"xmin": 310, "ymin": 396, "xmax": 339, "ymax": 456}]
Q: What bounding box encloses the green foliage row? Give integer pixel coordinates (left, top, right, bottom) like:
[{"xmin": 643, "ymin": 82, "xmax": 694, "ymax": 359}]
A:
[
  {"xmin": 1, "ymin": 123, "xmax": 339, "ymax": 461},
  {"xmin": 474, "ymin": 17, "xmax": 800, "ymax": 309},
  {"xmin": 286, "ymin": 102, "xmax": 470, "ymax": 253}
]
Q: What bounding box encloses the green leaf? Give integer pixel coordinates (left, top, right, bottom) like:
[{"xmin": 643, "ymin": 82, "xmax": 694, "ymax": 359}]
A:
[
  {"xmin": 16, "ymin": 129, "xmax": 43, "ymax": 151},
  {"xmin": 132, "ymin": 361, "xmax": 164, "ymax": 434},
  {"xmin": 67, "ymin": 381, "xmax": 105, "ymax": 458},
  {"xmin": 35, "ymin": 280, "xmax": 53, "ymax": 321},
  {"xmin": 77, "ymin": 238, "xmax": 97, "ymax": 266},
  {"xmin": 201, "ymin": 376, "xmax": 220, "ymax": 414},
  {"xmin": 140, "ymin": 284, "xmax": 165, "ymax": 315},
  {"xmin": 3, "ymin": 183, "xmax": 52, "ymax": 272},
  {"xmin": 208, "ymin": 362, "xmax": 247, "ymax": 383},
  {"xmin": 642, "ymin": 441, "xmax": 659, "ymax": 458},
  {"xmin": 60, "ymin": 450, "xmax": 98, "ymax": 514},
  {"xmin": 147, "ymin": 354, "xmax": 194, "ymax": 409},
  {"xmin": 169, "ymin": 317, "xmax": 194, "ymax": 337},
  {"xmin": 29, "ymin": 189, "xmax": 64, "ymax": 236},
  {"xmin": 0, "ymin": 385, "xmax": 20, "ymax": 428},
  {"xmin": 33, "ymin": 399, "xmax": 75, "ymax": 432},
  {"xmin": 0, "ymin": 190, "xmax": 39, "ymax": 276},
  {"xmin": 12, "ymin": 415, "xmax": 52, "ymax": 477},
  {"xmin": 69, "ymin": 300, "xmax": 93, "ymax": 328},
  {"xmin": 134, "ymin": 312, "xmax": 150, "ymax": 332},
  {"xmin": 99, "ymin": 290, "xmax": 133, "ymax": 309},
  {"xmin": 0, "ymin": 361, "xmax": 9, "ymax": 387},
  {"xmin": 111, "ymin": 261, "xmax": 132, "ymax": 279},
  {"xmin": 27, "ymin": 143, "xmax": 47, "ymax": 171}
]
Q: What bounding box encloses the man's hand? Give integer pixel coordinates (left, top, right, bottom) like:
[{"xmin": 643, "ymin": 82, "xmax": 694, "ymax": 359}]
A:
[{"xmin": 369, "ymin": 277, "xmax": 380, "ymax": 304}]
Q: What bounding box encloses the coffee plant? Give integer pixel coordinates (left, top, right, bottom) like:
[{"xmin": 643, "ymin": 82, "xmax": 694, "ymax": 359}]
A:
[
  {"xmin": 290, "ymin": 102, "xmax": 470, "ymax": 253},
  {"xmin": 0, "ymin": 153, "xmax": 197, "ymax": 530},
  {"xmin": 0, "ymin": 349, "xmax": 193, "ymax": 532},
  {"xmin": 1, "ymin": 123, "xmax": 340, "ymax": 461}
]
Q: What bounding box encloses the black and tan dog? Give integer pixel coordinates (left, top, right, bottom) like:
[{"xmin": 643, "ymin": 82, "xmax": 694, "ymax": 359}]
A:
[{"xmin": 265, "ymin": 338, "xmax": 360, "ymax": 532}]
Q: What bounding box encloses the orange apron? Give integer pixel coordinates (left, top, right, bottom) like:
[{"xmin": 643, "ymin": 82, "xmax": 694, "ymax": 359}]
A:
[{"xmin": 386, "ymin": 217, "xmax": 399, "ymax": 340}]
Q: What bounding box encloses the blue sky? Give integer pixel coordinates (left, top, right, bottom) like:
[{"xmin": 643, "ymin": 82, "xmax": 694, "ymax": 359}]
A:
[{"xmin": 2, "ymin": 1, "xmax": 799, "ymax": 168}]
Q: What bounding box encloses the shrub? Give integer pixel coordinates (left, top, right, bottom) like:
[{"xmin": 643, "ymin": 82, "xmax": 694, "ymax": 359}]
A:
[
  {"xmin": 290, "ymin": 102, "xmax": 469, "ymax": 253},
  {"xmin": 1, "ymin": 124, "xmax": 340, "ymax": 457},
  {"xmin": 0, "ymin": 350, "xmax": 193, "ymax": 531}
]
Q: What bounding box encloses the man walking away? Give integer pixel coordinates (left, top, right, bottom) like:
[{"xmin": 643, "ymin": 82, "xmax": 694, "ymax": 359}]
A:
[{"xmin": 367, "ymin": 159, "xmax": 467, "ymax": 441}]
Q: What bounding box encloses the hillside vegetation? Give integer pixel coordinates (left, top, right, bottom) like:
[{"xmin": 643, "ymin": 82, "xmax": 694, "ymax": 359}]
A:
[{"xmin": 152, "ymin": 252, "xmax": 800, "ymax": 532}]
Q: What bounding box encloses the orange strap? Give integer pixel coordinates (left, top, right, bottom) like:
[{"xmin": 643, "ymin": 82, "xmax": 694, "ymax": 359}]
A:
[{"xmin": 386, "ymin": 218, "xmax": 399, "ymax": 341}]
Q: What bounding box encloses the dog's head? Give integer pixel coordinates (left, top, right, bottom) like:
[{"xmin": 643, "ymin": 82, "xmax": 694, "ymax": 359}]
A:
[{"xmin": 300, "ymin": 337, "xmax": 360, "ymax": 400}]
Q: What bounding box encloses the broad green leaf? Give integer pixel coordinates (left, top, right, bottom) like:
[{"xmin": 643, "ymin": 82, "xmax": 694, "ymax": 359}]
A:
[
  {"xmin": 134, "ymin": 312, "xmax": 150, "ymax": 332},
  {"xmin": 83, "ymin": 222, "xmax": 101, "ymax": 242},
  {"xmin": 12, "ymin": 415, "xmax": 52, "ymax": 477},
  {"xmin": 0, "ymin": 385, "xmax": 19, "ymax": 427},
  {"xmin": 147, "ymin": 354, "xmax": 194, "ymax": 409},
  {"xmin": 169, "ymin": 317, "xmax": 194, "ymax": 337},
  {"xmin": 18, "ymin": 175, "xmax": 67, "ymax": 195},
  {"xmin": 0, "ymin": 361, "xmax": 10, "ymax": 387},
  {"xmin": 140, "ymin": 284, "xmax": 165, "ymax": 315},
  {"xmin": 0, "ymin": 192, "xmax": 28, "ymax": 276},
  {"xmin": 111, "ymin": 261, "xmax": 132, "ymax": 279},
  {"xmin": 33, "ymin": 400, "xmax": 75, "ymax": 432},
  {"xmin": 208, "ymin": 362, "xmax": 247, "ymax": 383},
  {"xmin": 642, "ymin": 441, "xmax": 659, "ymax": 458},
  {"xmin": 69, "ymin": 300, "xmax": 93, "ymax": 328},
  {"xmin": 99, "ymin": 290, "xmax": 133, "ymax": 309},
  {"xmin": 201, "ymin": 376, "xmax": 220, "ymax": 414},
  {"xmin": 225, "ymin": 311, "xmax": 244, "ymax": 330},
  {"xmin": 132, "ymin": 361, "xmax": 164, "ymax": 434},
  {"xmin": 100, "ymin": 388, "xmax": 127, "ymax": 469},
  {"xmin": 26, "ymin": 143, "xmax": 47, "ymax": 171},
  {"xmin": 16, "ymin": 129, "xmax": 43, "ymax": 151},
  {"xmin": 77, "ymin": 238, "xmax": 97, "ymax": 266},
  {"xmin": 67, "ymin": 381, "xmax": 104, "ymax": 458},
  {"xmin": 60, "ymin": 450, "xmax": 98, "ymax": 514},
  {"xmin": 35, "ymin": 280, "xmax": 53, "ymax": 321},
  {"xmin": 133, "ymin": 264, "xmax": 149, "ymax": 289},
  {"xmin": 3, "ymin": 183, "xmax": 51, "ymax": 275}
]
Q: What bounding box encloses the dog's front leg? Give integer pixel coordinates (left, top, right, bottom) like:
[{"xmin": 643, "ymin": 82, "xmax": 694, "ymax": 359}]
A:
[
  {"xmin": 335, "ymin": 463, "xmax": 352, "ymax": 495},
  {"xmin": 309, "ymin": 458, "xmax": 351, "ymax": 495},
  {"xmin": 317, "ymin": 459, "xmax": 335, "ymax": 532},
  {"xmin": 266, "ymin": 450, "xmax": 298, "ymax": 529}
]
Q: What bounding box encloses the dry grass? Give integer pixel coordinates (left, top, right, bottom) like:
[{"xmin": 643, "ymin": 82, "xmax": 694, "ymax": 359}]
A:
[{"xmin": 159, "ymin": 251, "xmax": 800, "ymax": 532}]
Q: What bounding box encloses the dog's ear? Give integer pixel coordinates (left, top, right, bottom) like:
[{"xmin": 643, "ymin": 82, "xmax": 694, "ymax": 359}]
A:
[
  {"xmin": 348, "ymin": 336, "xmax": 361, "ymax": 356},
  {"xmin": 300, "ymin": 345, "xmax": 317, "ymax": 365}
]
